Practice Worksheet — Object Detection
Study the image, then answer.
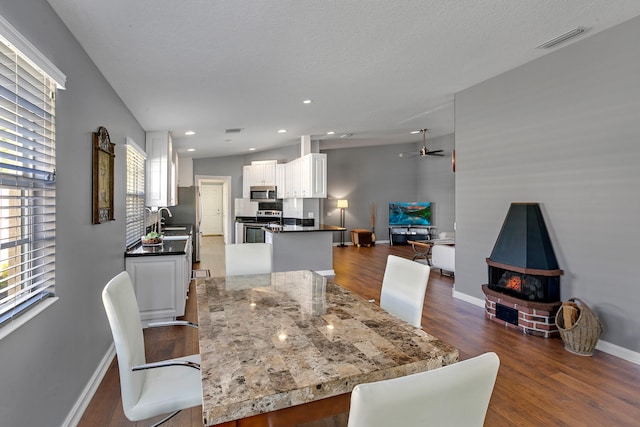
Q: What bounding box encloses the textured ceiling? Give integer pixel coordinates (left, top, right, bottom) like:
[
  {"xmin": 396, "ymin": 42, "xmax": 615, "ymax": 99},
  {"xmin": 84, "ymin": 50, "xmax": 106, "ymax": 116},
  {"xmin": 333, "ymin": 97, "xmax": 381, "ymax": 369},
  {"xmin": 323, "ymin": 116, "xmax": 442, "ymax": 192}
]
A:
[{"xmin": 47, "ymin": 0, "xmax": 640, "ymax": 158}]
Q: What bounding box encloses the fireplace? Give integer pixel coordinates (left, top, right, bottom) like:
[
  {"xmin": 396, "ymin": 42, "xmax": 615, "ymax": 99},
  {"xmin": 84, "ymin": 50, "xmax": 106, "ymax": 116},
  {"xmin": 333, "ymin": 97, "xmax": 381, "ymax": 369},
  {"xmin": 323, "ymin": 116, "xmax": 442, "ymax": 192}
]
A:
[{"xmin": 482, "ymin": 203, "xmax": 563, "ymax": 337}]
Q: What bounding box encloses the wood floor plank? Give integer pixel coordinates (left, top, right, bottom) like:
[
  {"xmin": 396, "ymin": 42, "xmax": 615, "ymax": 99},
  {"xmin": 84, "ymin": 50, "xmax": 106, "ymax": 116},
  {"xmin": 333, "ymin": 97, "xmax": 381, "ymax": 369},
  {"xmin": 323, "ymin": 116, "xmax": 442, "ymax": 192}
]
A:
[{"xmin": 79, "ymin": 238, "xmax": 640, "ymax": 426}]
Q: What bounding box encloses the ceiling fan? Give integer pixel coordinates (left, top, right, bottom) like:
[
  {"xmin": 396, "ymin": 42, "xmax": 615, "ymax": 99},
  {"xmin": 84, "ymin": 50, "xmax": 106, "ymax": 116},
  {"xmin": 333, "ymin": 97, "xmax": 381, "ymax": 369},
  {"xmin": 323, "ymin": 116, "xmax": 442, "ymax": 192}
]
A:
[{"xmin": 399, "ymin": 129, "xmax": 444, "ymax": 158}]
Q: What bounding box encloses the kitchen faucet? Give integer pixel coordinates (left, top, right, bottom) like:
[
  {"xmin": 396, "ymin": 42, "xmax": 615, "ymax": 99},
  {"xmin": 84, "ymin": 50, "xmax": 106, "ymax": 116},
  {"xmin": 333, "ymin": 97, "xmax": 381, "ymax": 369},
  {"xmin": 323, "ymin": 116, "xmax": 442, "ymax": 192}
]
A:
[{"xmin": 157, "ymin": 207, "xmax": 173, "ymax": 232}]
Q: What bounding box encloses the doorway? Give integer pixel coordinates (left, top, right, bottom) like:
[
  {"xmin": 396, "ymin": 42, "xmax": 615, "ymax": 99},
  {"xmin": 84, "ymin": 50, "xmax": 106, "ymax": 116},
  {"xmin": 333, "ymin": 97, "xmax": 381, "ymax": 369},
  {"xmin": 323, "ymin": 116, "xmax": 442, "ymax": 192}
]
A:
[
  {"xmin": 195, "ymin": 175, "xmax": 232, "ymax": 244},
  {"xmin": 200, "ymin": 183, "xmax": 223, "ymax": 235}
]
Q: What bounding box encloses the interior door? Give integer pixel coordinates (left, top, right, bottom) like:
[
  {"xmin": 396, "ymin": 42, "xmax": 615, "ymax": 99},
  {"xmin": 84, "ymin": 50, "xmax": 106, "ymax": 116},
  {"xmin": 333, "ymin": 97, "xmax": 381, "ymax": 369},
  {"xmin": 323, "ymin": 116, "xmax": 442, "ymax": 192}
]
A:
[{"xmin": 200, "ymin": 183, "xmax": 223, "ymax": 235}]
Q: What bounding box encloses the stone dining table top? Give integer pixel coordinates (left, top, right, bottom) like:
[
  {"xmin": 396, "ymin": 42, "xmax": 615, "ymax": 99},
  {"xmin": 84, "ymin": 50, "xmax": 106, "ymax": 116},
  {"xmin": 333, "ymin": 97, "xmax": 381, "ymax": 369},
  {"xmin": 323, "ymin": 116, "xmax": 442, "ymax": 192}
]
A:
[{"xmin": 196, "ymin": 270, "xmax": 459, "ymax": 426}]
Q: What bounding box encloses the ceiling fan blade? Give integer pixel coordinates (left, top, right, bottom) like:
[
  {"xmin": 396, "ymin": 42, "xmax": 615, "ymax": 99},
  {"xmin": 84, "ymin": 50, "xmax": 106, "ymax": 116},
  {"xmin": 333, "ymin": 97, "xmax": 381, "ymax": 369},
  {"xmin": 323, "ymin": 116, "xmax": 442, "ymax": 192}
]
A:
[{"xmin": 425, "ymin": 149, "xmax": 444, "ymax": 156}]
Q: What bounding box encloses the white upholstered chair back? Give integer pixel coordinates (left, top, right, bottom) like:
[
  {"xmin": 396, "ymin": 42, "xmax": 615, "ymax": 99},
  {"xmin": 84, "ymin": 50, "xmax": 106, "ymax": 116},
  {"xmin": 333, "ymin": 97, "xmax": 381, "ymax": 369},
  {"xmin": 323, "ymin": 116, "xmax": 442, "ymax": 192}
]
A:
[
  {"xmin": 347, "ymin": 352, "xmax": 500, "ymax": 427},
  {"xmin": 379, "ymin": 255, "xmax": 430, "ymax": 328},
  {"xmin": 225, "ymin": 243, "xmax": 272, "ymax": 276},
  {"xmin": 102, "ymin": 271, "xmax": 201, "ymax": 423},
  {"xmin": 102, "ymin": 272, "xmax": 148, "ymax": 415}
]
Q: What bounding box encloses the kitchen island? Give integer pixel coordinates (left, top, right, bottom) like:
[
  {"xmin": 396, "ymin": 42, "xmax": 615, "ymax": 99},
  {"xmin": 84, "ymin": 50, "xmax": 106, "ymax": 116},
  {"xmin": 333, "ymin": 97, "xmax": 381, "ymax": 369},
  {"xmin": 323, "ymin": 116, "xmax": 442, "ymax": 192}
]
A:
[{"xmin": 264, "ymin": 224, "xmax": 344, "ymax": 276}]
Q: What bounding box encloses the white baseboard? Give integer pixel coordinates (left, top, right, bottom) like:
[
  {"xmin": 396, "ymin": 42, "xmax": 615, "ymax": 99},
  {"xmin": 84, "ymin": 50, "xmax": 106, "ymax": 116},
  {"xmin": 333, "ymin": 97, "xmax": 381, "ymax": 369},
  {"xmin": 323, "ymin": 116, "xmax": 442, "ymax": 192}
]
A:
[
  {"xmin": 452, "ymin": 288, "xmax": 484, "ymax": 307},
  {"xmin": 595, "ymin": 340, "xmax": 640, "ymax": 365},
  {"xmin": 62, "ymin": 343, "xmax": 116, "ymax": 427},
  {"xmin": 451, "ymin": 290, "xmax": 640, "ymax": 366}
]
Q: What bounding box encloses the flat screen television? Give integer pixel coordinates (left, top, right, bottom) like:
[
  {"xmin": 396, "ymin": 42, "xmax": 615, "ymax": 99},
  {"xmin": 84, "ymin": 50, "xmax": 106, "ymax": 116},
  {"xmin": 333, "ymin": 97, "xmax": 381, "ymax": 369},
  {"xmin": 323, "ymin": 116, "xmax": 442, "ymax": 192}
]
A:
[{"xmin": 389, "ymin": 202, "xmax": 432, "ymax": 226}]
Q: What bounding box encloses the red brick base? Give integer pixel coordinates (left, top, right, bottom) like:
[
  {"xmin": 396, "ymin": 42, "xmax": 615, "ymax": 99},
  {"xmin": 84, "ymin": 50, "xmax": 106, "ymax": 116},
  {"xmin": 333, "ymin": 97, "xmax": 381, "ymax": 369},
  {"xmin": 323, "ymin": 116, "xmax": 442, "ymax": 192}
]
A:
[{"xmin": 482, "ymin": 285, "xmax": 562, "ymax": 338}]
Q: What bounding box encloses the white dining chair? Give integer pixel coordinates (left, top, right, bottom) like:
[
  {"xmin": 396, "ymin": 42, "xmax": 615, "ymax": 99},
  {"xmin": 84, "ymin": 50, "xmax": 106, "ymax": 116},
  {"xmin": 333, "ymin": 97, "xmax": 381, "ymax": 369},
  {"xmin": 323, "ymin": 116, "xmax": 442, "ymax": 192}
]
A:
[
  {"xmin": 102, "ymin": 272, "xmax": 202, "ymax": 427},
  {"xmin": 347, "ymin": 352, "xmax": 500, "ymax": 427},
  {"xmin": 379, "ymin": 254, "xmax": 430, "ymax": 328},
  {"xmin": 225, "ymin": 243, "xmax": 272, "ymax": 276}
]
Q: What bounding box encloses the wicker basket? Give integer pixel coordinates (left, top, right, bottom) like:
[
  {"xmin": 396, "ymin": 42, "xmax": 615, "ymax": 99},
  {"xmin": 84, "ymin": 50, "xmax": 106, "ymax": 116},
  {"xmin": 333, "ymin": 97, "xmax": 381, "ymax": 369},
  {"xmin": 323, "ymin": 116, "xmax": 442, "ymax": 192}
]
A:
[{"xmin": 555, "ymin": 298, "xmax": 603, "ymax": 356}]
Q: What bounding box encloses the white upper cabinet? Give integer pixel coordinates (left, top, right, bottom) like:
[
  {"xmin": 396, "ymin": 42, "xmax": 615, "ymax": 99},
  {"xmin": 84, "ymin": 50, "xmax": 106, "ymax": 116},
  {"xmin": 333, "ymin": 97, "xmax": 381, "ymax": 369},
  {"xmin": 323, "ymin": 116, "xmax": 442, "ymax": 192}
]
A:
[
  {"xmin": 146, "ymin": 131, "xmax": 177, "ymax": 207},
  {"xmin": 241, "ymin": 155, "xmax": 326, "ymax": 199},
  {"xmin": 242, "ymin": 160, "xmax": 277, "ymax": 197},
  {"xmin": 284, "ymin": 157, "xmax": 301, "ymax": 198},
  {"xmin": 276, "ymin": 164, "xmax": 286, "ymax": 198},
  {"xmin": 299, "ymin": 153, "xmax": 327, "ymax": 198}
]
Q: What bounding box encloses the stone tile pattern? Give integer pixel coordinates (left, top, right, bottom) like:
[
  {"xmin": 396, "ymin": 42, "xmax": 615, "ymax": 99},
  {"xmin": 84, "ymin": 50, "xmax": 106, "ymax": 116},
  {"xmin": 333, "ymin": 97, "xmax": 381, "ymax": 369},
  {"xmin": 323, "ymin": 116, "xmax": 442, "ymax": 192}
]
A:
[{"xmin": 196, "ymin": 270, "xmax": 459, "ymax": 426}]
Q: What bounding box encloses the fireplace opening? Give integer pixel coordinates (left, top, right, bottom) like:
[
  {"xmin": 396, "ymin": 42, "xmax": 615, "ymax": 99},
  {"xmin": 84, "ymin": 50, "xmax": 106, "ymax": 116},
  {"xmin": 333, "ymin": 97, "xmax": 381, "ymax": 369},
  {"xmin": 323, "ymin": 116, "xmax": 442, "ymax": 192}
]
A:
[{"xmin": 487, "ymin": 265, "xmax": 559, "ymax": 303}]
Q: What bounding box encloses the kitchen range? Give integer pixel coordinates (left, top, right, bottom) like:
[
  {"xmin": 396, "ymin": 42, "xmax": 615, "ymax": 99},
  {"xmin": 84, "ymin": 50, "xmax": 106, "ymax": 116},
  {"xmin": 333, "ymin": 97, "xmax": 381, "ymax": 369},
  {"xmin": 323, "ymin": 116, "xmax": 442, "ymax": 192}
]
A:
[{"xmin": 235, "ymin": 203, "xmax": 283, "ymax": 243}]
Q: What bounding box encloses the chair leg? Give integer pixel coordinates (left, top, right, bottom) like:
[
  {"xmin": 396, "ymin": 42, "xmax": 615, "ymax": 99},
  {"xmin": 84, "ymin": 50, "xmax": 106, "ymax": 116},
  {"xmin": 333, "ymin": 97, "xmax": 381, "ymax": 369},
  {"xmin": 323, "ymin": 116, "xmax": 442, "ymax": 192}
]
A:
[{"xmin": 151, "ymin": 410, "xmax": 181, "ymax": 427}]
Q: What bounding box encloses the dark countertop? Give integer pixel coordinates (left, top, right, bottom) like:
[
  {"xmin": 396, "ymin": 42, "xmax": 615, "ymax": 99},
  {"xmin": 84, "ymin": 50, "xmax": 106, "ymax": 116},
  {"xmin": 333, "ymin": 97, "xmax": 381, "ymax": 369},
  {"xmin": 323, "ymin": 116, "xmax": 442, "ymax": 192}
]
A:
[
  {"xmin": 264, "ymin": 224, "xmax": 345, "ymax": 233},
  {"xmin": 125, "ymin": 224, "xmax": 193, "ymax": 257}
]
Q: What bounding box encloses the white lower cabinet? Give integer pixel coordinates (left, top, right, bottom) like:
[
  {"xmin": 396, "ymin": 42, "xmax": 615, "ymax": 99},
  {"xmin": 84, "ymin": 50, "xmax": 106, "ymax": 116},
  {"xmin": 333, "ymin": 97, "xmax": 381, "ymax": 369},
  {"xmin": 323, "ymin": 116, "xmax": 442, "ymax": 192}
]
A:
[{"xmin": 126, "ymin": 241, "xmax": 191, "ymax": 326}]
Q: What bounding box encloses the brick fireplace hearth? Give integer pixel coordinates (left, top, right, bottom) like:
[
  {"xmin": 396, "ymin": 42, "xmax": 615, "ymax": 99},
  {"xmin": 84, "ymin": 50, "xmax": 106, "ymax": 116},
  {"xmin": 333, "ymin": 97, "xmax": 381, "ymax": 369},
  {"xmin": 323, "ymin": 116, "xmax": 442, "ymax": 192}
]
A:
[{"xmin": 483, "ymin": 285, "xmax": 561, "ymax": 337}]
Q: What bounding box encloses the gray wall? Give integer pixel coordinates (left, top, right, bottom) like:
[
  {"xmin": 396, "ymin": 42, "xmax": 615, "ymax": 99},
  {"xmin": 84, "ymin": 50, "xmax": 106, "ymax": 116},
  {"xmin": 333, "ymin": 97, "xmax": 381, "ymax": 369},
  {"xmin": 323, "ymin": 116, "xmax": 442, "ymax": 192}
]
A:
[
  {"xmin": 324, "ymin": 136, "xmax": 455, "ymax": 241},
  {"xmin": 0, "ymin": 1, "xmax": 145, "ymax": 426},
  {"xmin": 455, "ymin": 16, "xmax": 640, "ymax": 352},
  {"xmin": 416, "ymin": 133, "xmax": 455, "ymax": 233}
]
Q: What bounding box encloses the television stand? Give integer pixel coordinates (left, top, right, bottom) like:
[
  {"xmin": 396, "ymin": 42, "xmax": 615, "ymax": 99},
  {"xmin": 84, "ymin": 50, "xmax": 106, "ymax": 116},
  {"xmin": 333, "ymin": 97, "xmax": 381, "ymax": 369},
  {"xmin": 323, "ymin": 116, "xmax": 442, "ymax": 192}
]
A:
[{"xmin": 388, "ymin": 225, "xmax": 435, "ymax": 246}]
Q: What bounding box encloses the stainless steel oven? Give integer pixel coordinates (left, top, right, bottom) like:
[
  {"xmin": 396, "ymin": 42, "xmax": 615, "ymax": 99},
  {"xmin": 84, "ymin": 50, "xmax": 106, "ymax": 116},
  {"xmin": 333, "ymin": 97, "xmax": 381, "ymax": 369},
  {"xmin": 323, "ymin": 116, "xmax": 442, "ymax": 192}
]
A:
[
  {"xmin": 240, "ymin": 210, "xmax": 282, "ymax": 243},
  {"xmin": 243, "ymin": 223, "xmax": 266, "ymax": 243}
]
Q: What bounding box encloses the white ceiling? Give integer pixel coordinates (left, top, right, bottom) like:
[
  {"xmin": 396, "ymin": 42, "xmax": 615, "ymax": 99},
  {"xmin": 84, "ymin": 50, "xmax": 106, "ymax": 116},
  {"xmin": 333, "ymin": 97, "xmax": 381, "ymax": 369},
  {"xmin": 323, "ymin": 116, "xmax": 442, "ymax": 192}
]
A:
[{"xmin": 47, "ymin": 0, "xmax": 640, "ymax": 159}]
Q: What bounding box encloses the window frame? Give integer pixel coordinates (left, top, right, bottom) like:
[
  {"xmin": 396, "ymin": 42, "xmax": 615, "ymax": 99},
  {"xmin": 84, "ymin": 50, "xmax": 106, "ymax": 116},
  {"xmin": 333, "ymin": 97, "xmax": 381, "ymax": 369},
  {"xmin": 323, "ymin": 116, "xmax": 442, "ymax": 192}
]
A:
[
  {"xmin": 125, "ymin": 137, "xmax": 146, "ymax": 249},
  {"xmin": 0, "ymin": 14, "xmax": 65, "ymax": 339}
]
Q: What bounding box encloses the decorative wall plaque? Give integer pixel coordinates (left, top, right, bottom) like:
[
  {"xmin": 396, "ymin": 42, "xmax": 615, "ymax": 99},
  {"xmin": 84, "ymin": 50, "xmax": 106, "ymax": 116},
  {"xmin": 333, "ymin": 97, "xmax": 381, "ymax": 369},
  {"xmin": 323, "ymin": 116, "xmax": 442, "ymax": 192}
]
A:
[{"xmin": 92, "ymin": 126, "xmax": 115, "ymax": 224}]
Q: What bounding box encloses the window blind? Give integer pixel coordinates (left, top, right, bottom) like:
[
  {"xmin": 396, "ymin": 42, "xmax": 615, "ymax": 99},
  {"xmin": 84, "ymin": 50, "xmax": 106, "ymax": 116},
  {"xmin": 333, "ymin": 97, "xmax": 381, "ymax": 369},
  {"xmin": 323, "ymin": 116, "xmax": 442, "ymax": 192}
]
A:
[
  {"xmin": 126, "ymin": 138, "xmax": 146, "ymax": 248},
  {"xmin": 0, "ymin": 38, "xmax": 58, "ymax": 326}
]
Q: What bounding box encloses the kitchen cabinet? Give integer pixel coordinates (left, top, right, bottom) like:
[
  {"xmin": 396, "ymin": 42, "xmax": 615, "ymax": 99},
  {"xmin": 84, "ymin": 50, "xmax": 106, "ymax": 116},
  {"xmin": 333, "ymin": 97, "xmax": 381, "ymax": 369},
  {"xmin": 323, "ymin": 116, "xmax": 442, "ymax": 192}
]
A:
[
  {"xmin": 284, "ymin": 154, "xmax": 326, "ymax": 199},
  {"xmin": 284, "ymin": 157, "xmax": 301, "ymax": 198},
  {"xmin": 299, "ymin": 153, "xmax": 327, "ymax": 198},
  {"xmin": 146, "ymin": 131, "xmax": 177, "ymax": 207},
  {"xmin": 276, "ymin": 164, "xmax": 286, "ymax": 199},
  {"xmin": 241, "ymin": 155, "xmax": 326, "ymax": 200},
  {"xmin": 242, "ymin": 160, "xmax": 277, "ymax": 197},
  {"xmin": 125, "ymin": 236, "xmax": 192, "ymax": 326}
]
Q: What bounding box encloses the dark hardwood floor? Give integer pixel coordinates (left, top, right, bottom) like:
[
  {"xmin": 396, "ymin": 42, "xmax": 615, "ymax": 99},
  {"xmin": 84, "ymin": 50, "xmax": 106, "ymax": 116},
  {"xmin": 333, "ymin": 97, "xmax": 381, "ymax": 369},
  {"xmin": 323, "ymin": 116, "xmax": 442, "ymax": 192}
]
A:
[{"xmin": 80, "ymin": 240, "xmax": 640, "ymax": 426}]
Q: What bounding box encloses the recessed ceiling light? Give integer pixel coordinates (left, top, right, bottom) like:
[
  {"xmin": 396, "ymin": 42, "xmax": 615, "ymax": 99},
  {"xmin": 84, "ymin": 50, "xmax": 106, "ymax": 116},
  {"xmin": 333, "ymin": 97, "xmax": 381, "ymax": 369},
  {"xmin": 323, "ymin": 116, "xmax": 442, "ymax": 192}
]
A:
[
  {"xmin": 410, "ymin": 130, "xmax": 421, "ymax": 134},
  {"xmin": 326, "ymin": 131, "xmax": 335, "ymax": 135},
  {"xmin": 278, "ymin": 129, "xmax": 287, "ymax": 133},
  {"xmin": 184, "ymin": 130, "xmax": 195, "ymax": 136},
  {"xmin": 249, "ymin": 147, "xmax": 256, "ymax": 151},
  {"xmin": 303, "ymin": 99, "xmax": 312, "ymax": 104},
  {"xmin": 187, "ymin": 148, "xmax": 195, "ymax": 152}
]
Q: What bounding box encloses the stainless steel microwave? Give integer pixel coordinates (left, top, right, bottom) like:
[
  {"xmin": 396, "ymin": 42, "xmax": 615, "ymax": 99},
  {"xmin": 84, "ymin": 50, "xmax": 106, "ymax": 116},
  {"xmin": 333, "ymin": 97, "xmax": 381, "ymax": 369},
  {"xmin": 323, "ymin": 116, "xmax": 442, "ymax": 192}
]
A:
[{"xmin": 250, "ymin": 185, "xmax": 278, "ymax": 202}]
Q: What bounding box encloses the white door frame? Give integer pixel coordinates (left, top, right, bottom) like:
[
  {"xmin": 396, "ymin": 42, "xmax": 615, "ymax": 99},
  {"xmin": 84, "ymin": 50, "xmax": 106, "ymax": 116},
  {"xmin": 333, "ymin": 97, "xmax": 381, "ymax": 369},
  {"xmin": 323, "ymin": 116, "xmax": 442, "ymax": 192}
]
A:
[{"xmin": 195, "ymin": 175, "xmax": 232, "ymax": 244}]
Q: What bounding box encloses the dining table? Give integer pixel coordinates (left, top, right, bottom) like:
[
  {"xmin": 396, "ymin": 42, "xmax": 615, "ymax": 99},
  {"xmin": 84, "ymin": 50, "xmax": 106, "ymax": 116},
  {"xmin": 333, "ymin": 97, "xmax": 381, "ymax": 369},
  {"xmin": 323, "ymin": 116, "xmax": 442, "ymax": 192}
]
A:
[{"xmin": 196, "ymin": 270, "xmax": 459, "ymax": 427}]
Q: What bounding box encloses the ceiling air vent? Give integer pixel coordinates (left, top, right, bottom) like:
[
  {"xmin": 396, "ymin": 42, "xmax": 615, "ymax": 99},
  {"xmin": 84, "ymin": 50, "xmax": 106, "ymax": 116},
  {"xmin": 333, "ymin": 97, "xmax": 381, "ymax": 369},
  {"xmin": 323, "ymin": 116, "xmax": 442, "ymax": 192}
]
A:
[
  {"xmin": 536, "ymin": 27, "xmax": 589, "ymax": 49},
  {"xmin": 225, "ymin": 128, "xmax": 242, "ymax": 133}
]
